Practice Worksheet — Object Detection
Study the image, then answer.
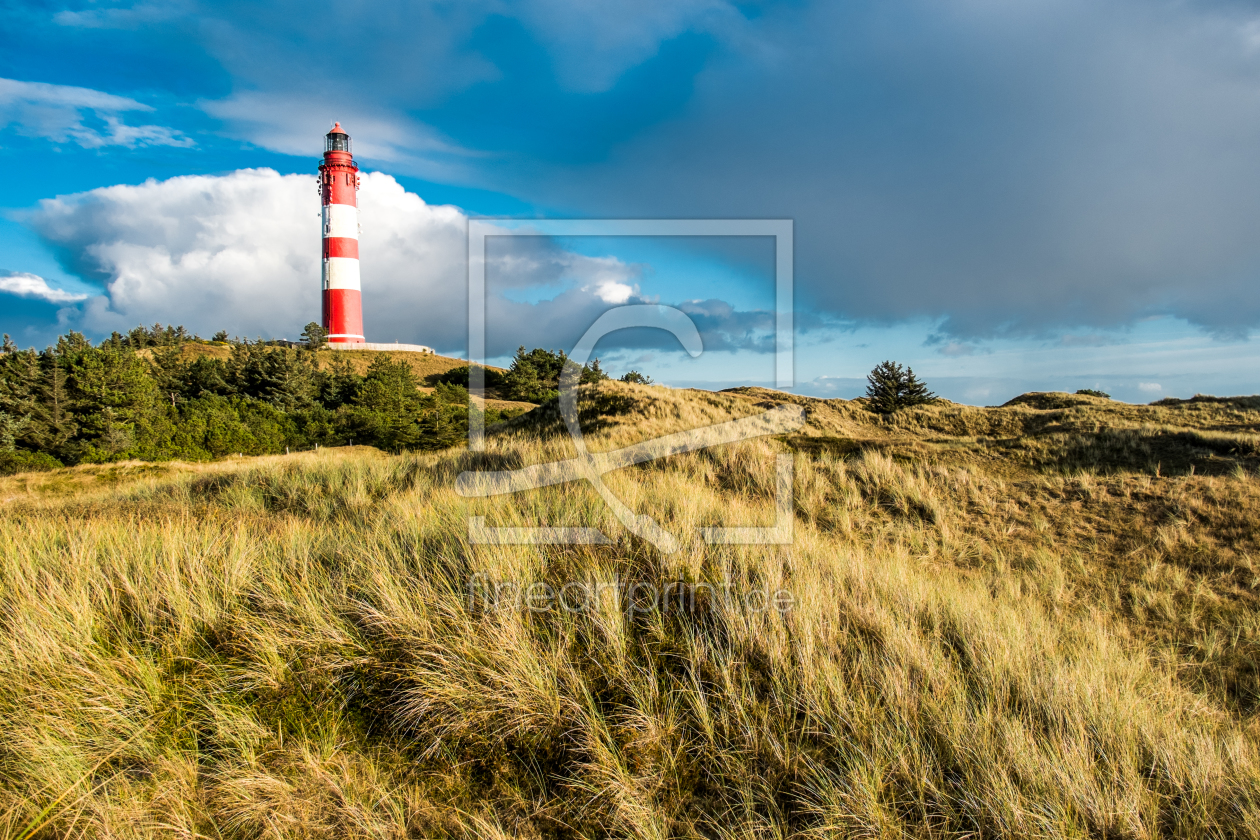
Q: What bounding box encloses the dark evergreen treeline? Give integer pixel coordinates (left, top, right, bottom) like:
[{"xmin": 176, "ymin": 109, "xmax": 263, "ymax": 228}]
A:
[
  {"xmin": 0, "ymin": 328, "xmax": 519, "ymax": 474},
  {"xmin": 428, "ymin": 346, "xmax": 649, "ymax": 403},
  {"xmin": 499, "ymin": 345, "xmax": 654, "ymax": 402}
]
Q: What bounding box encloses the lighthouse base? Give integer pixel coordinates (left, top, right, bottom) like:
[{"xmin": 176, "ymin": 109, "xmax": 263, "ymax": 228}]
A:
[
  {"xmin": 322, "ymin": 288, "xmax": 364, "ymax": 344},
  {"xmin": 326, "ymin": 342, "xmax": 435, "ymax": 353}
]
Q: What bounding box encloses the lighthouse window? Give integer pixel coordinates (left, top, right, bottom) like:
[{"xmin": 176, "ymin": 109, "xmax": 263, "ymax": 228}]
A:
[{"xmin": 324, "ymin": 133, "xmax": 351, "ymax": 153}]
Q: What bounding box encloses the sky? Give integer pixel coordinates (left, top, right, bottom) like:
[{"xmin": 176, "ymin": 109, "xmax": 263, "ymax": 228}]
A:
[{"xmin": 4, "ymin": 0, "xmax": 1260, "ymax": 404}]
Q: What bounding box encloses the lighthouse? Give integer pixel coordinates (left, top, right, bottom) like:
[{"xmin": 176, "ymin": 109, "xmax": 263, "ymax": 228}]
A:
[{"xmin": 319, "ymin": 123, "xmax": 364, "ymax": 344}]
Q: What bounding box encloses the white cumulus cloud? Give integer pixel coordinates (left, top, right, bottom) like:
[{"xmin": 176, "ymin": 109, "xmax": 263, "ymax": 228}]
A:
[
  {"xmin": 30, "ymin": 168, "xmax": 466, "ymax": 344},
  {"xmin": 0, "ymin": 77, "xmax": 191, "ymax": 148},
  {"xmin": 26, "ymin": 168, "xmax": 671, "ymax": 355},
  {"xmin": 587, "ymin": 278, "xmax": 635, "ymax": 304},
  {"xmin": 0, "ymin": 271, "xmax": 89, "ymax": 304}
]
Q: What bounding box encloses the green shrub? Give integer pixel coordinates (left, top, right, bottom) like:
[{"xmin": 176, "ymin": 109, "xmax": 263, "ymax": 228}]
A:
[
  {"xmin": 502, "ymin": 346, "xmax": 609, "ymax": 403},
  {"xmin": 0, "ymin": 449, "xmax": 62, "ymax": 476},
  {"xmin": 427, "ymin": 365, "xmax": 506, "ymax": 390}
]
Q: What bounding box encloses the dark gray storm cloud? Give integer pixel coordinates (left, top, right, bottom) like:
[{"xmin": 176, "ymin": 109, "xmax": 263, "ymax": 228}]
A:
[{"xmin": 473, "ymin": 0, "xmax": 1260, "ymax": 339}]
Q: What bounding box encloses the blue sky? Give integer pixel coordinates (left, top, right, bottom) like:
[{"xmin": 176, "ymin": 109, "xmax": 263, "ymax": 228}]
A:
[{"xmin": 4, "ymin": 0, "xmax": 1260, "ymax": 403}]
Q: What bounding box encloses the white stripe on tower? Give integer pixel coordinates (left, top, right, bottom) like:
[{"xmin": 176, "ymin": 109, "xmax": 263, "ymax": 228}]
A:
[
  {"xmin": 322, "ymin": 204, "xmax": 359, "ymax": 241},
  {"xmin": 324, "ymin": 258, "xmax": 361, "ymax": 289}
]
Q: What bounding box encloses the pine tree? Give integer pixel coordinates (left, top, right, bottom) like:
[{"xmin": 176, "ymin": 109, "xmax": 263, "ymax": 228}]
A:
[
  {"xmin": 316, "ymin": 355, "xmax": 359, "ymax": 408},
  {"xmin": 33, "ymin": 354, "xmax": 76, "ymax": 457},
  {"xmin": 65, "ymin": 345, "xmax": 159, "ymax": 462},
  {"xmin": 580, "ymin": 357, "xmax": 610, "ymax": 384},
  {"xmin": 864, "ymin": 360, "xmax": 937, "ymax": 414},
  {"xmin": 433, "ymin": 381, "xmax": 469, "ymax": 404},
  {"xmin": 503, "ymin": 347, "xmax": 609, "ymax": 402},
  {"xmin": 227, "ymin": 343, "xmax": 318, "ymax": 410},
  {"xmin": 504, "ymin": 346, "xmax": 561, "ymax": 402},
  {"xmin": 0, "ymin": 411, "xmax": 23, "ymax": 451},
  {"xmin": 301, "ymin": 322, "xmax": 328, "ymax": 350},
  {"xmin": 341, "ymin": 355, "xmax": 427, "ymax": 450},
  {"xmin": 0, "ymin": 346, "xmax": 40, "ymax": 450},
  {"xmin": 504, "ymin": 360, "xmax": 542, "ymax": 402}
]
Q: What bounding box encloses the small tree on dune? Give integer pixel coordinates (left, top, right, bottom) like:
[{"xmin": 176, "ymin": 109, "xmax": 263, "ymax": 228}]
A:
[
  {"xmin": 580, "ymin": 357, "xmax": 610, "ymax": 384},
  {"xmin": 864, "ymin": 360, "xmax": 937, "ymax": 414},
  {"xmin": 620, "ymin": 370, "xmax": 653, "ymax": 385},
  {"xmin": 301, "ymin": 322, "xmax": 328, "ymax": 351}
]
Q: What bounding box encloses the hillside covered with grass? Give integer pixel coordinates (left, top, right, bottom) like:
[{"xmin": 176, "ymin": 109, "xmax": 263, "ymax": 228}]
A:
[{"xmin": 2, "ymin": 382, "xmax": 1260, "ymax": 837}]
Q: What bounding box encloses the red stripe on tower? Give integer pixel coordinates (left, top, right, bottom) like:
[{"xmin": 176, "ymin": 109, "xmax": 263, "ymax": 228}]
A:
[
  {"xmin": 319, "ymin": 122, "xmax": 364, "ymax": 344},
  {"xmin": 322, "ymin": 237, "xmax": 358, "ymax": 259}
]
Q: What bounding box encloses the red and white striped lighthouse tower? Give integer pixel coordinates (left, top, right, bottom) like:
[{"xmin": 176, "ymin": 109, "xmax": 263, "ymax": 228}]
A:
[{"xmin": 319, "ymin": 123, "xmax": 364, "ymax": 344}]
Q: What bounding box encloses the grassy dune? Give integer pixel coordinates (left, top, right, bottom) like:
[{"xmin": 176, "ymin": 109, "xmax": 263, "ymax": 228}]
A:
[{"xmin": 2, "ymin": 383, "xmax": 1259, "ymax": 838}]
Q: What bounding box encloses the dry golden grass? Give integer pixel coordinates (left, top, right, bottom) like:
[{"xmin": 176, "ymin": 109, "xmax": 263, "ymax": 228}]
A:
[
  {"xmin": 310, "ymin": 348, "xmax": 486, "ymax": 381},
  {"xmin": 2, "ymin": 383, "xmax": 1259, "ymax": 838}
]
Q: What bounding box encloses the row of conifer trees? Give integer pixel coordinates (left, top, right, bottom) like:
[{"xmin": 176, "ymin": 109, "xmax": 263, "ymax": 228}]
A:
[
  {"xmin": 0, "ymin": 328, "xmax": 506, "ymax": 474},
  {"xmin": 2, "ymin": 324, "xmax": 951, "ymax": 474}
]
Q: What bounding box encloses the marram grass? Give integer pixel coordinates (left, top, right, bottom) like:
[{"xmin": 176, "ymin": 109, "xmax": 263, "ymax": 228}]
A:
[{"xmin": 1, "ymin": 383, "xmax": 1259, "ymax": 838}]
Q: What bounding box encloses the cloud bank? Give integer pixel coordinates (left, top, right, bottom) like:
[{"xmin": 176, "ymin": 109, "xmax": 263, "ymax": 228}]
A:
[{"xmin": 26, "ymin": 169, "xmax": 775, "ymax": 358}]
